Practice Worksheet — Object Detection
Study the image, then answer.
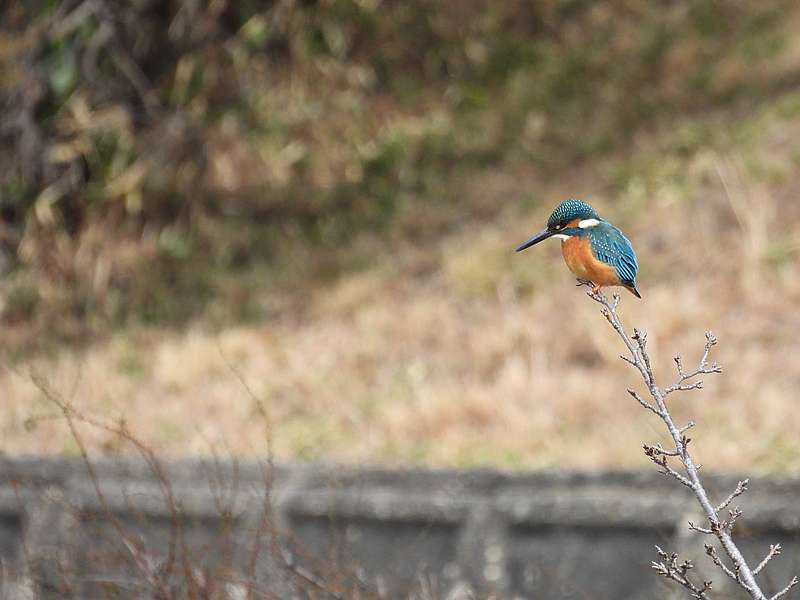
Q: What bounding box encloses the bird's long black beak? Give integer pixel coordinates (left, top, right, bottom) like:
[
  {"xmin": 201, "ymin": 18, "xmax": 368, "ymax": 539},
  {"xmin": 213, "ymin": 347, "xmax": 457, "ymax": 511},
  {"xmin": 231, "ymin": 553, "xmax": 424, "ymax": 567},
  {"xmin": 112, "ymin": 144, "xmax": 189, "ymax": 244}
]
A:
[{"xmin": 515, "ymin": 228, "xmax": 553, "ymax": 252}]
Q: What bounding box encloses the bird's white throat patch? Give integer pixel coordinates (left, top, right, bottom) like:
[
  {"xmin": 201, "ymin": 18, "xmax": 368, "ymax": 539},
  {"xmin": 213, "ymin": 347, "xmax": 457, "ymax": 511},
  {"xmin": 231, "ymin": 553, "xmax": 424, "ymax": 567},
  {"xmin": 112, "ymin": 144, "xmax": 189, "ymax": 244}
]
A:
[
  {"xmin": 578, "ymin": 218, "xmax": 600, "ymax": 229},
  {"xmin": 552, "ymin": 233, "xmax": 571, "ymax": 241}
]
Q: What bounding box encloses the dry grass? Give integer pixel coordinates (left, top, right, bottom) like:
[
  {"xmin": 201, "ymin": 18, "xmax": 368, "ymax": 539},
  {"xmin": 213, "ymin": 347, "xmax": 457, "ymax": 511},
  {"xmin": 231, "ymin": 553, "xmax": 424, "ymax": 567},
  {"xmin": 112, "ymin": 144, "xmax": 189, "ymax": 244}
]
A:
[{"xmin": 4, "ymin": 91, "xmax": 800, "ymax": 475}]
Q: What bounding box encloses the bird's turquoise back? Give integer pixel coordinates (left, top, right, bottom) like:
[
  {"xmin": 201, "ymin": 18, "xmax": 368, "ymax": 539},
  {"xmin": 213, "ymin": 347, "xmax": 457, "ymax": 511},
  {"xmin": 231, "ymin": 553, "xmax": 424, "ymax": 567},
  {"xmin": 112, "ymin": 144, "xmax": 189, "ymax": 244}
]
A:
[{"xmin": 583, "ymin": 222, "xmax": 639, "ymax": 285}]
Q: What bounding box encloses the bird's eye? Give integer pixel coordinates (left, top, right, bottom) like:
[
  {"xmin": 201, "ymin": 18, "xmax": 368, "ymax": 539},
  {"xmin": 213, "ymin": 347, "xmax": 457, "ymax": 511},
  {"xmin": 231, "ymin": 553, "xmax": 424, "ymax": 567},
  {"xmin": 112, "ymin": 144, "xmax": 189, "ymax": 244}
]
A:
[{"xmin": 555, "ymin": 224, "xmax": 564, "ymax": 230}]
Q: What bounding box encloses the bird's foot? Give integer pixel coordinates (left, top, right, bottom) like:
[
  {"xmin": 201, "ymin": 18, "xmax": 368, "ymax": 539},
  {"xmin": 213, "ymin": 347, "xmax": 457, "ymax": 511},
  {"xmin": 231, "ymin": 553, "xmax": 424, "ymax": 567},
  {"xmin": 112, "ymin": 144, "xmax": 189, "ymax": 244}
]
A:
[{"xmin": 576, "ymin": 278, "xmax": 606, "ymax": 299}]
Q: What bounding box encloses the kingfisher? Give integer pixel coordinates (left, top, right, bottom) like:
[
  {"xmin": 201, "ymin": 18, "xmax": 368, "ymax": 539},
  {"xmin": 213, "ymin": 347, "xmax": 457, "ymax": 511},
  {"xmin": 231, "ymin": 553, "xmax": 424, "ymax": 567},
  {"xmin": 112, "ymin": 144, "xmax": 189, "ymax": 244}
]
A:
[{"xmin": 515, "ymin": 199, "xmax": 641, "ymax": 298}]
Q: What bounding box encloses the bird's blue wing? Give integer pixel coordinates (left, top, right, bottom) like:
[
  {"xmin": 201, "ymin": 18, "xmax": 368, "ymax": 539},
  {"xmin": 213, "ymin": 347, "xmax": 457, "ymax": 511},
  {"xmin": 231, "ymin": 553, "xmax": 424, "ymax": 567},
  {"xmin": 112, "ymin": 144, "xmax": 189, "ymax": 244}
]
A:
[{"xmin": 589, "ymin": 223, "xmax": 639, "ymax": 284}]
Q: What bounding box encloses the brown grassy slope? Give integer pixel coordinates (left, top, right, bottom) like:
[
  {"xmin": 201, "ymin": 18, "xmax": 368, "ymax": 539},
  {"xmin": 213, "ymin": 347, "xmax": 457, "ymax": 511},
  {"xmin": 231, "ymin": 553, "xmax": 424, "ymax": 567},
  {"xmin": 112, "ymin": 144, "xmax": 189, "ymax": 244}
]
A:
[{"xmin": 5, "ymin": 91, "xmax": 800, "ymax": 474}]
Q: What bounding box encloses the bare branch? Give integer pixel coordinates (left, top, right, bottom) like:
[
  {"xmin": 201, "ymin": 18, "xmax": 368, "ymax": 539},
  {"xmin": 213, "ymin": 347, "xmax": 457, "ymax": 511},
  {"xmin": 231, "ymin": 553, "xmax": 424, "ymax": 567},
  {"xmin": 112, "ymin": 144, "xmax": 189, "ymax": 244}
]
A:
[
  {"xmin": 585, "ymin": 290, "xmax": 776, "ymax": 600},
  {"xmin": 632, "ymin": 329, "xmax": 655, "ymax": 385},
  {"xmin": 670, "ymin": 333, "xmax": 723, "ymax": 393},
  {"xmin": 716, "ymin": 479, "xmax": 749, "ymax": 513},
  {"xmin": 280, "ymin": 549, "xmax": 347, "ymax": 600},
  {"xmin": 666, "ymin": 381, "xmax": 705, "ymax": 395},
  {"xmin": 652, "ymin": 546, "xmax": 713, "ymax": 599},
  {"xmin": 621, "ymin": 354, "xmax": 639, "ymax": 368},
  {"xmin": 688, "ymin": 522, "xmax": 714, "ymax": 535},
  {"xmin": 705, "ymin": 544, "xmax": 741, "ymax": 584},
  {"xmin": 753, "ymin": 544, "xmax": 782, "ymax": 576},
  {"xmin": 771, "ymin": 577, "xmax": 799, "ymax": 600},
  {"xmin": 642, "ymin": 446, "xmax": 694, "ymax": 489},
  {"xmin": 629, "ymin": 389, "xmax": 662, "ymax": 416},
  {"xmin": 644, "ymin": 443, "xmax": 680, "ymax": 457},
  {"xmin": 722, "ymin": 507, "xmax": 743, "ymax": 532}
]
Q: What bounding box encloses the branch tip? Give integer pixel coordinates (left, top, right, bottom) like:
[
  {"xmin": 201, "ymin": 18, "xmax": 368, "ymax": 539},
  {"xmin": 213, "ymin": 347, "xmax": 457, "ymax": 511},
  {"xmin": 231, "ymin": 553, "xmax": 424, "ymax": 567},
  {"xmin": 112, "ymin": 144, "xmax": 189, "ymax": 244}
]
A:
[
  {"xmin": 771, "ymin": 576, "xmax": 799, "ymax": 600},
  {"xmin": 754, "ymin": 544, "xmax": 782, "ymax": 576},
  {"xmin": 689, "ymin": 522, "xmax": 713, "ymax": 535},
  {"xmin": 716, "ymin": 479, "xmax": 749, "ymax": 513},
  {"xmin": 653, "ymin": 545, "xmax": 714, "ymax": 598}
]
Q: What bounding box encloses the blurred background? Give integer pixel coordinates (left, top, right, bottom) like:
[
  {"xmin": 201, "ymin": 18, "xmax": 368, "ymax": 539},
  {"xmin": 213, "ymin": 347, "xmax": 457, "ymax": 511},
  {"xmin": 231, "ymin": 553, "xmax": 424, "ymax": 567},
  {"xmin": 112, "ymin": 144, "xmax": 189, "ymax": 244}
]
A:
[{"xmin": 2, "ymin": 0, "xmax": 800, "ymax": 473}]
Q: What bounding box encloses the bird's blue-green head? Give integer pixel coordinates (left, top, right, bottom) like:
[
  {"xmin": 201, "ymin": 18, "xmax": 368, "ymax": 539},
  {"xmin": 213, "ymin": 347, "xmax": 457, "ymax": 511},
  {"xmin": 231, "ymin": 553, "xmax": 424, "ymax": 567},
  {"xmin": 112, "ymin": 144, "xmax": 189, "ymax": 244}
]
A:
[
  {"xmin": 546, "ymin": 199, "xmax": 599, "ymax": 230},
  {"xmin": 515, "ymin": 199, "xmax": 601, "ymax": 252}
]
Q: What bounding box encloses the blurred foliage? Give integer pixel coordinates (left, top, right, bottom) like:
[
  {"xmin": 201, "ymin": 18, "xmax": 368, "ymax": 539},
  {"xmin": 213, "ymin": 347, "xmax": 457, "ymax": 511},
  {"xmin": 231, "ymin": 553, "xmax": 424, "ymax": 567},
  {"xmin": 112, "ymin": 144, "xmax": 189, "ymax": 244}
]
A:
[{"xmin": 0, "ymin": 0, "xmax": 795, "ymax": 348}]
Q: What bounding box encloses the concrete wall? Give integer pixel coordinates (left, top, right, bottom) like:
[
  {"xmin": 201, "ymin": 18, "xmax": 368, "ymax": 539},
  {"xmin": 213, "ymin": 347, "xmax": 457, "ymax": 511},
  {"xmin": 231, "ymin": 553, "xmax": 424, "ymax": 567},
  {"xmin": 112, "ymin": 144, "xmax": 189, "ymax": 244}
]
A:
[{"xmin": 1, "ymin": 457, "xmax": 800, "ymax": 599}]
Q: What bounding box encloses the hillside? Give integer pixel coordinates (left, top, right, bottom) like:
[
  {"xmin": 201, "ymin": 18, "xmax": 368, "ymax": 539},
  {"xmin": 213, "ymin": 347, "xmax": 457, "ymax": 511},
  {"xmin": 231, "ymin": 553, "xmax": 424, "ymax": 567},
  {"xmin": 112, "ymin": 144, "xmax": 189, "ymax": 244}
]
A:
[{"xmin": 2, "ymin": 2, "xmax": 800, "ymax": 473}]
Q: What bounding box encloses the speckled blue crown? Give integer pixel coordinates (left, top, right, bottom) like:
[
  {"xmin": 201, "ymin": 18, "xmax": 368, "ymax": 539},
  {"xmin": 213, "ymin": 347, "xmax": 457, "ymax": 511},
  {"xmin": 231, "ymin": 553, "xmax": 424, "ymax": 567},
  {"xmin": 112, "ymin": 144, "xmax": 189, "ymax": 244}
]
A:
[{"xmin": 547, "ymin": 199, "xmax": 599, "ymax": 229}]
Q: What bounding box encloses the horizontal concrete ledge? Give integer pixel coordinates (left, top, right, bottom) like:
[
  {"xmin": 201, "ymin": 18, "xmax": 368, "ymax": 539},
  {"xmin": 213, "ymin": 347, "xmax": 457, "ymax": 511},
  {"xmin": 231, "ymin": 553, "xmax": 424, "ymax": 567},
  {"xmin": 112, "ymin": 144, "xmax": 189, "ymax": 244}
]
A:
[{"xmin": 2, "ymin": 457, "xmax": 800, "ymax": 599}]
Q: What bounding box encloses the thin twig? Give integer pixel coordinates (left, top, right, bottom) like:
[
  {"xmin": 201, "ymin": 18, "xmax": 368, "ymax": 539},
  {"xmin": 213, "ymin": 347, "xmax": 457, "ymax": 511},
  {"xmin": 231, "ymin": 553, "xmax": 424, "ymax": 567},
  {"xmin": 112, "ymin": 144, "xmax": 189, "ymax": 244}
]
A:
[
  {"xmin": 643, "ymin": 446, "xmax": 694, "ymax": 489},
  {"xmin": 666, "ymin": 381, "xmax": 705, "ymax": 395},
  {"xmin": 772, "ymin": 578, "xmax": 800, "ymax": 600},
  {"xmin": 29, "ymin": 374, "xmax": 177, "ymax": 597},
  {"xmin": 716, "ymin": 480, "xmax": 749, "ymax": 514},
  {"xmin": 645, "ymin": 443, "xmax": 681, "ymax": 457},
  {"xmin": 652, "ymin": 546, "xmax": 713, "ymax": 599},
  {"xmin": 705, "ymin": 544, "xmax": 740, "ymax": 584},
  {"xmin": 280, "ymin": 549, "xmax": 346, "ymax": 600},
  {"xmin": 754, "ymin": 545, "xmax": 782, "ymax": 576},
  {"xmin": 721, "ymin": 507, "xmax": 743, "ymax": 532},
  {"xmin": 629, "ymin": 389, "xmax": 662, "ymax": 416},
  {"xmin": 688, "ymin": 522, "xmax": 714, "ymax": 535}
]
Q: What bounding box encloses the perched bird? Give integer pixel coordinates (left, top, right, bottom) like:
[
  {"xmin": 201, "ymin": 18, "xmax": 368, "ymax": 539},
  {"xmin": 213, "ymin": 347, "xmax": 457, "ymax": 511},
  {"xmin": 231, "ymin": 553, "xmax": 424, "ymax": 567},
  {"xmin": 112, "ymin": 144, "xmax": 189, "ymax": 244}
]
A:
[{"xmin": 515, "ymin": 199, "xmax": 641, "ymax": 298}]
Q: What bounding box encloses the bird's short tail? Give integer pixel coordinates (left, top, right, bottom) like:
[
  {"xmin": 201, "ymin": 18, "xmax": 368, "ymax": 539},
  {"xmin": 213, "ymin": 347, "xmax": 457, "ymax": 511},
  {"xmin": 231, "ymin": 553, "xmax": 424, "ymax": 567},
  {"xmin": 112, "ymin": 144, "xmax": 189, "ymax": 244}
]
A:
[{"xmin": 625, "ymin": 284, "xmax": 642, "ymax": 299}]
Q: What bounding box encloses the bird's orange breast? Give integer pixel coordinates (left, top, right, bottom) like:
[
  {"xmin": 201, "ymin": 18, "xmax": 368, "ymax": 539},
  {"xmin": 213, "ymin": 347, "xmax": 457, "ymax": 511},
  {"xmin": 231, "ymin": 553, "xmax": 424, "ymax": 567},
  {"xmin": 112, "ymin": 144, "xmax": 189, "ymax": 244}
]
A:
[{"xmin": 561, "ymin": 236, "xmax": 621, "ymax": 286}]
